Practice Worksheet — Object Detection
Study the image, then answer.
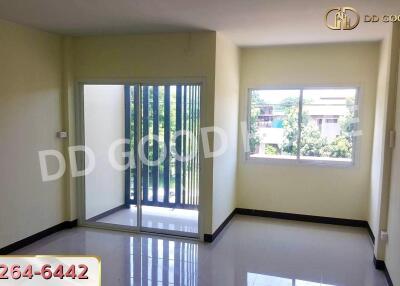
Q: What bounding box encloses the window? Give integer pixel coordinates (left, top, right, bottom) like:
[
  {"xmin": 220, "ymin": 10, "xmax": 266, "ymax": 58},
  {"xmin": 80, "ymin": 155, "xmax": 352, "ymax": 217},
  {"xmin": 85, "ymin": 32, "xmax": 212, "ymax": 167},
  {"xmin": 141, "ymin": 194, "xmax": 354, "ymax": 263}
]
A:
[{"xmin": 247, "ymin": 88, "xmax": 358, "ymax": 165}]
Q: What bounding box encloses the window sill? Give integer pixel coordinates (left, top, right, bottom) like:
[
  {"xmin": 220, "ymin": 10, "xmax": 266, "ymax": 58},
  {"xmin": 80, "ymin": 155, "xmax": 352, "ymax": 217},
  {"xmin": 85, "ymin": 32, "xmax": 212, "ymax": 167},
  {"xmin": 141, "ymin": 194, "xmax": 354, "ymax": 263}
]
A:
[{"xmin": 245, "ymin": 154, "xmax": 354, "ymax": 168}]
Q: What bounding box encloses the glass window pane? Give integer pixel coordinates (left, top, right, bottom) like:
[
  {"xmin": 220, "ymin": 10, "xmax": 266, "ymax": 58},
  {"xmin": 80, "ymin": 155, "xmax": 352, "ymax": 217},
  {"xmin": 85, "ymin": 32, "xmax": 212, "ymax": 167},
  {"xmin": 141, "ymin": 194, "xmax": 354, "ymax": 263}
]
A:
[
  {"xmin": 249, "ymin": 89, "xmax": 300, "ymax": 159},
  {"xmin": 300, "ymin": 89, "xmax": 357, "ymax": 162}
]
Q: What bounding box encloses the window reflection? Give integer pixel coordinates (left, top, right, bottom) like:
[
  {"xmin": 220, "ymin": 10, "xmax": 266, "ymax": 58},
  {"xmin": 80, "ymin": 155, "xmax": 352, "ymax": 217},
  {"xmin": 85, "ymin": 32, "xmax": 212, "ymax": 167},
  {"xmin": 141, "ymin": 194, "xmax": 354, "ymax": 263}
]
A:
[
  {"xmin": 130, "ymin": 237, "xmax": 198, "ymax": 285},
  {"xmin": 296, "ymin": 280, "xmax": 335, "ymax": 286},
  {"xmin": 247, "ymin": 272, "xmax": 292, "ymax": 286},
  {"xmin": 247, "ymin": 272, "xmax": 335, "ymax": 286}
]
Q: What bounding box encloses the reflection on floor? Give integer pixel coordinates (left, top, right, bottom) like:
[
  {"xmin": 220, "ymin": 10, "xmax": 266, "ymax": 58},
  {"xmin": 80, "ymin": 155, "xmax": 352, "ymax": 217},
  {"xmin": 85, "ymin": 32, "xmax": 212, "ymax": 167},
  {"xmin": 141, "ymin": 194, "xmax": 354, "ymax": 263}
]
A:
[
  {"xmin": 247, "ymin": 272, "xmax": 335, "ymax": 286},
  {"xmin": 94, "ymin": 205, "xmax": 198, "ymax": 234},
  {"xmin": 14, "ymin": 216, "xmax": 388, "ymax": 286}
]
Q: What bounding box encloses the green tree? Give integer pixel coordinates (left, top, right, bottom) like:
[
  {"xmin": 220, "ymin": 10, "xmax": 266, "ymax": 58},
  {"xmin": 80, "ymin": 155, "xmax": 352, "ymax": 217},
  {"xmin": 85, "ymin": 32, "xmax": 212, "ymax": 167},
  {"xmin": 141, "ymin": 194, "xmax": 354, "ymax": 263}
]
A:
[
  {"xmin": 281, "ymin": 107, "xmax": 299, "ymax": 155},
  {"xmin": 265, "ymin": 144, "xmax": 278, "ymax": 155},
  {"xmin": 300, "ymin": 122, "xmax": 327, "ymax": 157},
  {"xmin": 281, "ymin": 104, "xmax": 353, "ymax": 159},
  {"xmin": 327, "ymin": 97, "xmax": 355, "ymax": 158},
  {"xmin": 323, "ymin": 135, "xmax": 352, "ymax": 158},
  {"xmin": 249, "ymin": 92, "xmax": 263, "ymax": 153}
]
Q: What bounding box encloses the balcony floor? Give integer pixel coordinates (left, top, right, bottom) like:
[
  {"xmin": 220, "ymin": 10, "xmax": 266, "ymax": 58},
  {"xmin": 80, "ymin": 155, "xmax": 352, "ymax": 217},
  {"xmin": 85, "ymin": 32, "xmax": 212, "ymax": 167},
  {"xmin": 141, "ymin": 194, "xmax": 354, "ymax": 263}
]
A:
[{"xmin": 93, "ymin": 205, "xmax": 198, "ymax": 234}]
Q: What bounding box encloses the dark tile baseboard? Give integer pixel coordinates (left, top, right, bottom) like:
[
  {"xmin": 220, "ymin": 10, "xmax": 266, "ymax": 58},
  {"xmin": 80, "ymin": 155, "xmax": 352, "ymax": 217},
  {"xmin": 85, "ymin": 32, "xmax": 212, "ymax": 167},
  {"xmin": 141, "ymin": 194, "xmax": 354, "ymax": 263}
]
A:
[
  {"xmin": 0, "ymin": 220, "xmax": 78, "ymax": 255},
  {"xmin": 87, "ymin": 205, "xmax": 127, "ymax": 222},
  {"xmin": 236, "ymin": 208, "xmax": 376, "ymax": 244},
  {"xmin": 366, "ymin": 223, "xmax": 375, "ymax": 244},
  {"xmin": 204, "ymin": 207, "xmax": 373, "ymax": 242},
  {"xmin": 374, "ymin": 256, "xmax": 393, "ymax": 286},
  {"xmin": 204, "ymin": 209, "xmax": 236, "ymax": 242},
  {"xmin": 236, "ymin": 208, "xmax": 368, "ymax": 227}
]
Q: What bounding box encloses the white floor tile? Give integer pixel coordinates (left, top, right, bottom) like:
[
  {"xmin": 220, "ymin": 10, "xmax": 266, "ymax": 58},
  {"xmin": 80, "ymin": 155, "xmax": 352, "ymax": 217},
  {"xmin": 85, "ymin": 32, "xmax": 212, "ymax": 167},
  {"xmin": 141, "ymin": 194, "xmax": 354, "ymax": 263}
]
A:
[{"xmin": 14, "ymin": 215, "xmax": 388, "ymax": 286}]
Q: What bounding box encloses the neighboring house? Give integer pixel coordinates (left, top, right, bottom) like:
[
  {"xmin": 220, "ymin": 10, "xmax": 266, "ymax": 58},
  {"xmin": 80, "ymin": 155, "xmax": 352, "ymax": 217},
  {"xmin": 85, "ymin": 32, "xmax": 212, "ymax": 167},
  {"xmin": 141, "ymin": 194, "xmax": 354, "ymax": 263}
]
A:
[{"xmin": 256, "ymin": 95, "xmax": 348, "ymax": 154}]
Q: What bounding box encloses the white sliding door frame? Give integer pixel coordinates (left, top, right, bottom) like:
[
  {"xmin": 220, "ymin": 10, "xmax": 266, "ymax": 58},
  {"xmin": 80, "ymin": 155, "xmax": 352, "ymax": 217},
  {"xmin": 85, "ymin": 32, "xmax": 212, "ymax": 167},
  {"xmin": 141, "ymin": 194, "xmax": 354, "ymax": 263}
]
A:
[{"xmin": 75, "ymin": 78, "xmax": 203, "ymax": 240}]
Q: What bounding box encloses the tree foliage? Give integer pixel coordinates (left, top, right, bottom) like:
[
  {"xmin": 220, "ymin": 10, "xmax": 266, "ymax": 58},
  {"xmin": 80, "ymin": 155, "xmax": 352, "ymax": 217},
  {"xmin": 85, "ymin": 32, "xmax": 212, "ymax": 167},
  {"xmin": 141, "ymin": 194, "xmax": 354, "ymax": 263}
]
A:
[
  {"xmin": 249, "ymin": 92, "xmax": 263, "ymax": 153},
  {"xmin": 249, "ymin": 94, "xmax": 354, "ymax": 159},
  {"xmin": 281, "ymin": 105, "xmax": 353, "ymax": 158}
]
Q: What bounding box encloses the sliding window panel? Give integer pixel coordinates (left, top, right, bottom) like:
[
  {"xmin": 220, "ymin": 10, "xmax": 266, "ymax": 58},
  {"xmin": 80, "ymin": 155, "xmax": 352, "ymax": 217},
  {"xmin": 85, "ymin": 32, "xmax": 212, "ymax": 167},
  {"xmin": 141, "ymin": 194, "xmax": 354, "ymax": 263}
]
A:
[
  {"xmin": 300, "ymin": 89, "xmax": 357, "ymax": 163},
  {"xmin": 248, "ymin": 89, "xmax": 301, "ymax": 160}
]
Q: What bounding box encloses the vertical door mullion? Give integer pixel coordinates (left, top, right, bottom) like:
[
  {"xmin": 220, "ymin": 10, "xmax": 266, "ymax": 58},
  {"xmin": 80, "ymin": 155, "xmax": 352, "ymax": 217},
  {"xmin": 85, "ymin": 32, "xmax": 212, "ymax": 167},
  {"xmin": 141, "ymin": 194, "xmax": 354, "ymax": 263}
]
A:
[
  {"xmin": 133, "ymin": 85, "xmax": 140, "ymax": 205},
  {"xmin": 124, "ymin": 85, "xmax": 131, "ymax": 207},
  {"xmin": 195, "ymin": 85, "xmax": 199, "ymax": 206},
  {"xmin": 152, "ymin": 86, "xmax": 159, "ymax": 205},
  {"xmin": 188, "ymin": 85, "xmax": 191, "ymax": 206},
  {"xmin": 189, "ymin": 86, "xmax": 194, "ymax": 206},
  {"xmin": 164, "ymin": 85, "xmax": 170, "ymax": 204},
  {"xmin": 142, "ymin": 86, "xmax": 149, "ymax": 204},
  {"xmin": 187, "ymin": 86, "xmax": 192, "ymax": 206},
  {"xmin": 137, "ymin": 84, "xmax": 142, "ymax": 231},
  {"xmin": 182, "ymin": 86, "xmax": 187, "ymax": 206},
  {"xmin": 175, "ymin": 85, "xmax": 182, "ymax": 206}
]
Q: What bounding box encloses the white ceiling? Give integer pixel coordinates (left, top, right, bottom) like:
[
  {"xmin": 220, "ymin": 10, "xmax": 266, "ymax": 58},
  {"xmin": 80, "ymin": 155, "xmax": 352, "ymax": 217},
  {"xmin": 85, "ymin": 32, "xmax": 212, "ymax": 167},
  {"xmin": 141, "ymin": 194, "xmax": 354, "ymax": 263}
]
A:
[{"xmin": 0, "ymin": 0, "xmax": 398, "ymax": 46}]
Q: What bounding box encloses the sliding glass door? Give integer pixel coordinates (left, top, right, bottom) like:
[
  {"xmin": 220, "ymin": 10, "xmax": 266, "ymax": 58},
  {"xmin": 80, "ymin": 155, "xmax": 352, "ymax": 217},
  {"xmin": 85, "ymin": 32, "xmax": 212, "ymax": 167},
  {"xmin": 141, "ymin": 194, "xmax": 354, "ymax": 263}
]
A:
[
  {"xmin": 129, "ymin": 84, "xmax": 200, "ymax": 236},
  {"xmin": 81, "ymin": 82, "xmax": 200, "ymax": 237}
]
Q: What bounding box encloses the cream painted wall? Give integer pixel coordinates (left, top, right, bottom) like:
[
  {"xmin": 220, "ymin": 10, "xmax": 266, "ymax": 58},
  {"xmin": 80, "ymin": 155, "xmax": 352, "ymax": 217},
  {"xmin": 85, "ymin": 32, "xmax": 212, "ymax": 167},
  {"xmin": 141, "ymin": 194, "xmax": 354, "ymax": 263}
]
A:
[
  {"xmin": 369, "ymin": 23, "xmax": 400, "ymax": 262},
  {"xmin": 61, "ymin": 36, "xmax": 77, "ymax": 222},
  {"xmin": 212, "ymin": 33, "xmax": 240, "ymax": 232},
  {"xmin": 369, "ymin": 36, "xmax": 392, "ymax": 242},
  {"xmin": 237, "ymin": 43, "xmax": 379, "ymax": 220},
  {"xmin": 84, "ymin": 85, "xmax": 125, "ymax": 219},
  {"xmin": 70, "ymin": 32, "xmax": 217, "ymax": 235},
  {"xmin": 386, "ymin": 57, "xmax": 400, "ymax": 286},
  {"xmin": 384, "ymin": 24, "xmax": 400, "ymax": 286},
  {"xmin": 0, "ymin": 19, "xmax": 64, "ymax": 248}
]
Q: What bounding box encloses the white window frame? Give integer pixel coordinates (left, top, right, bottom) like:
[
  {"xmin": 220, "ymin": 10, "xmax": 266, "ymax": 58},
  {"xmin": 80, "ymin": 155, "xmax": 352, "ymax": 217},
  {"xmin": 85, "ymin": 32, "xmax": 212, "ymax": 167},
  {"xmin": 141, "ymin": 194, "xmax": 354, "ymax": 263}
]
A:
[{"xmin": 245, "ymin": 86, "xmax": 360, "ymax": 168}]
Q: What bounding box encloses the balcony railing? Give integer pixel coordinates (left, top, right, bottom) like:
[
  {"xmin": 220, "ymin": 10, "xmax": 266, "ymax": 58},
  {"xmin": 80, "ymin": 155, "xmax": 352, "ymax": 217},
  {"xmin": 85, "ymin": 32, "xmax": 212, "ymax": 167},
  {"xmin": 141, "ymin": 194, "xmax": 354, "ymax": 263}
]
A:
[{"xmin": 125, "ymin": 84, "xmax": 200, "ymax": 210}]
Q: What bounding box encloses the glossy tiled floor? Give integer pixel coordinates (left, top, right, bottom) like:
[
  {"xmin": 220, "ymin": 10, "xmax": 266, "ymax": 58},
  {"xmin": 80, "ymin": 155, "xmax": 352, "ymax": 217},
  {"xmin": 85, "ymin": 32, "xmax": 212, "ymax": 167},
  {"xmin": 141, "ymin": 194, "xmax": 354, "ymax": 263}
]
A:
[{"xmin": 14, "ymin": 215, "xmax": 387, "ymax": 286}]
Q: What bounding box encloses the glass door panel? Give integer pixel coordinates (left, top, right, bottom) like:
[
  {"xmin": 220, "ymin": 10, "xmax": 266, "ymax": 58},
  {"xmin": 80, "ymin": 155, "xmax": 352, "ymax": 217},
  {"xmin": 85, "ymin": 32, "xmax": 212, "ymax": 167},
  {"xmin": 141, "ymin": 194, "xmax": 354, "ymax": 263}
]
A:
[
  {"xmin": 83, "ymin": 84, "xmax": 138, "ymax": 229},
  {"xmin": 132, "ymin": 84, "xmax": 201, "ymax": 236}
]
